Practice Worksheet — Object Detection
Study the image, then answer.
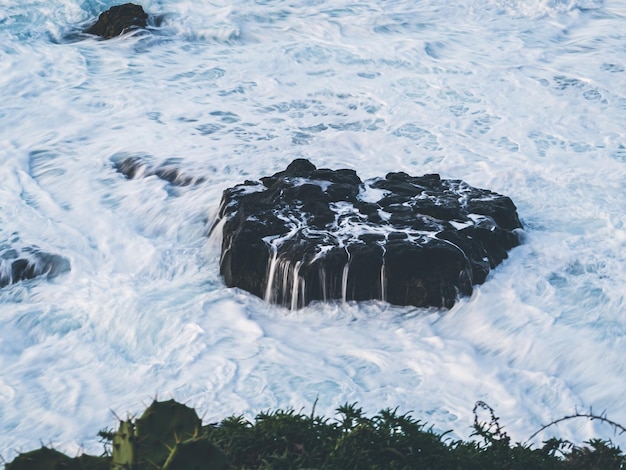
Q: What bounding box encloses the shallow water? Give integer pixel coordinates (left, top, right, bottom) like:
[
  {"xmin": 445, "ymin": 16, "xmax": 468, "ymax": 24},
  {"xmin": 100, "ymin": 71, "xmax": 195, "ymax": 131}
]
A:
[{"xmin": 1, "ymin": 0, "xmax": 626, "ymax": 459}]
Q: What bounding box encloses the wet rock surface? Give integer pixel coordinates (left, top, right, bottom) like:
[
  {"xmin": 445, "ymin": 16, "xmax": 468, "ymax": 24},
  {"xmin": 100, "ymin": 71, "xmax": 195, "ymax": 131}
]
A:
[
  {"xmin": 0, "ymin": 246, "xmax": 70, "ymax": 288},
  {"xmin": 217, "ymin": 159, "xmax": 522, "ymax": 309},
  {"xmin": 84, "ymin": 3, "xmax": 148, "ymax": 39}
]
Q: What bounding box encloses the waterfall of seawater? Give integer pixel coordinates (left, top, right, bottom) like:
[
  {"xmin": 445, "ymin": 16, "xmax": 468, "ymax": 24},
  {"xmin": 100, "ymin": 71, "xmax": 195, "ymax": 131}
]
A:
[
  {"xmin": 263, "ymin": 238, "xmax": 401, "ymax": 309},
  {"xmin": 380, "ymin": 242, "xmax": 387, "ymax": 303},
  {"xmin": 264, "ymin": 243, "xmax": 279, "ymax": 303},
  {"xmin": 290, "ymin": 261, "xmax": 303, "ymax": 310},
  {"xmin": 264, "ymin": 241, "xmax": 365, "ymax": 309},
  {"xmin": 341, "ymin": 249, "xmax": 351, "ymax": 304},
  {"xmin": 264, "ymin": 247, "xmax": 306, "ymax": 309}
]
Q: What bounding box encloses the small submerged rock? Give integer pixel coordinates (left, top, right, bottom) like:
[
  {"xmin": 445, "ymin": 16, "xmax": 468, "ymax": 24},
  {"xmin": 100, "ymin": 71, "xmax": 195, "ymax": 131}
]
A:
[
  {"xmin": 84, "ymin": 3, "xmax": 148, "ymax": 39},
  {"xmin": 112, "ymin": 154, "xmax": 206, "ymax": 187},
  {"xmin": 0, "ymin": 246, "xmax": 70, "ymax": 288},
  {"xmin": 216, "ymin": 159, "xmax": 522, "ymax": 309}
]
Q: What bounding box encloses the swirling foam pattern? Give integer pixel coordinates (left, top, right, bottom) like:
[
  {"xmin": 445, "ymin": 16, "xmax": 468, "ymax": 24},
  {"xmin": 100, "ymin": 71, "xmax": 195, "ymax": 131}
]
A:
[{"xmin": 1, "ymin": 0, "xmax": 625, "ymax": 459}]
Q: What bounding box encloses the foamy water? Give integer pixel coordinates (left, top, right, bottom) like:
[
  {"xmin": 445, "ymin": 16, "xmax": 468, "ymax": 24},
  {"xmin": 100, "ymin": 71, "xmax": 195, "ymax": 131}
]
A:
[{"xmin": 1, "ymin": 0, "xmax": 626, "ymax": 459}]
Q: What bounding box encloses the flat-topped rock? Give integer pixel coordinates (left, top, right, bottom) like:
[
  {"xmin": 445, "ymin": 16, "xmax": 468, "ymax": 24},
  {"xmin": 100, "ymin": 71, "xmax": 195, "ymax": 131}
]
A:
[{"xmin": 216, "ymin": 159, "xmax": 522, "ymax": 309}]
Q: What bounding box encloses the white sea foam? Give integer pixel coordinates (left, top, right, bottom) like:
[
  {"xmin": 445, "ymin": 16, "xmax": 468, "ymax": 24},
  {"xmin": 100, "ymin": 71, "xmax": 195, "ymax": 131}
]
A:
[{"xmin": 1, "ymin": 0, "xmax": 626, "ymax": 460}]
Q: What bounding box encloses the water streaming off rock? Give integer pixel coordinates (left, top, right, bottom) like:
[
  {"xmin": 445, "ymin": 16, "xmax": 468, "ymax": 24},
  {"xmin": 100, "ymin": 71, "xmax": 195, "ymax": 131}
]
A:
[{"xmin": 217, "ymin": 159, "xmax": 521, "ymax": 309}]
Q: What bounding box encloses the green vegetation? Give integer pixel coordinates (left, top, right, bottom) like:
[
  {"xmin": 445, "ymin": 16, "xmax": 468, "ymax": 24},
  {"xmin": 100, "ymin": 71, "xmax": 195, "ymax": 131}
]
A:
[{"xmin": 5, "ymin": 399, "xmax": 626, "ymax": 469}]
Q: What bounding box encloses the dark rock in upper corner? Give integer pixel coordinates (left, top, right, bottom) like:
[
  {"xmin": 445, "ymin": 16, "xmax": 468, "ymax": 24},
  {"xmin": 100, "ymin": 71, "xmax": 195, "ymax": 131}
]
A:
[
  {"xmin": 85, "ymin": 3, "xmax": 148, "ymax": 39},
  {"xmin": 216, "ymin": 159, "xmax": 523, "ymax": 310}
]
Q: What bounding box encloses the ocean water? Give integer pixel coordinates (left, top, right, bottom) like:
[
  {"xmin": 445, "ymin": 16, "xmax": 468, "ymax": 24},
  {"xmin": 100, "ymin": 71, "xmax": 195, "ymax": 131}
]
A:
[{"xmin": 1, "ymin": 0, "xmax": 626, "ymax": 459}]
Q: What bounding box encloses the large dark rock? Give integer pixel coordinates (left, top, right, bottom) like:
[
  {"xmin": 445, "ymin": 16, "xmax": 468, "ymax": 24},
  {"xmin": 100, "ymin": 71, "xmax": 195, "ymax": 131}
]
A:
[
  {"xmin": 0, "ymin": 246, "xmax": 70, "ymax": 288},
  {"xmin": 85, "ymin": 3, "xmax": 148, "ymax": 39},
  {"xmin": 216, "ymin": 159, "xmax": 522, "ymax": 309}
]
